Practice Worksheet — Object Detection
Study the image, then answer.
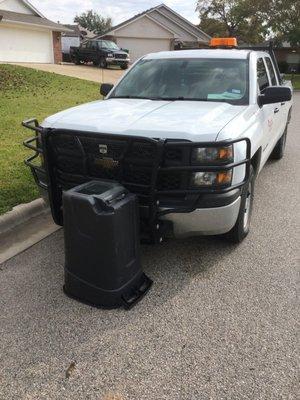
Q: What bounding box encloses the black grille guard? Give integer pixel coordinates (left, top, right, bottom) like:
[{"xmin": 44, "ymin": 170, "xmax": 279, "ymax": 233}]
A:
[{"xmin": 23, "ymin": 118, "xmax": 251, "ymax": 242}]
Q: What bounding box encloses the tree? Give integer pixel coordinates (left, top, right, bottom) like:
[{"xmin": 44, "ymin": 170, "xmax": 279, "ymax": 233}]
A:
[
  {"xmin": 74, "ymin": 10, "xmax": 112, "ymax": 35},
  {"xmin": 196, "ymin": 0, "xmax": 270, "ymax": 44},
  {"xmin": 268, "ymin": 0, "xmax": 300, "ymax": 46},
  {"xmin": 198, "ymin": 17, "xmax": 228, "ymax": 38},
  {"xmin": 197, "ymin": 0, "xmax": 300, "ymax": 46}
]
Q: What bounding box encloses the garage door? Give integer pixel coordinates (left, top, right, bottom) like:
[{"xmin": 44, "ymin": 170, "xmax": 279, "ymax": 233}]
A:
[
  {"xmin": 116, "ymin": 38, "xmax": 171, "ymax": 63},
  {"xmin": 0, "ymin": 25, "xmax": 53, "ymax": 63}
]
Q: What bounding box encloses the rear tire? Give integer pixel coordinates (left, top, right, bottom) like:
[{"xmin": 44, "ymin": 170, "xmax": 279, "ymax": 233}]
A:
[
  {"xmin": 223, "ymin": 166, "xmax": 255, "ymax": 243},
  {"xmin": 270, "ymin": 127, "xmax": 287, "ymax": 160}
]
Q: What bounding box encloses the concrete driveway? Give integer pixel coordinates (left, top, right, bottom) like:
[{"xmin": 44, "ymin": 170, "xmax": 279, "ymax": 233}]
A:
[
  {"xmin": 12, "ymin": 62, "xmax": 125, "ymax": 84},
  {"xmin": 0, "ymin": 95, "xmax": 299, "ymax": 400}
]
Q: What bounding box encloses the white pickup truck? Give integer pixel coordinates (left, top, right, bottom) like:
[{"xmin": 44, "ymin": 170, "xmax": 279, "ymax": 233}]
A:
[{"xmin": 23, "ymin": 39, "xmax": 293, "ymax": 244}]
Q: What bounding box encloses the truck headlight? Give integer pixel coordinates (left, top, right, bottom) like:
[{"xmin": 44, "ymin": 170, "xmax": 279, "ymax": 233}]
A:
[
  {"xmin": 107, "ymin": 53, "xmax": 114, "ymax": 58},
  {"xmin": 191, "ymin": 170, "xmax": 232, "ymax": 187},
  {"xmin": 191, "ymin": 145, "xmax": 233, "ymax": 164}
]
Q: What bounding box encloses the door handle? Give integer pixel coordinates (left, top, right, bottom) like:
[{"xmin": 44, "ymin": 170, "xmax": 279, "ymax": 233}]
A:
[
  {"xmin": 281, "ymin": 102, "xmax": 285, "ymax": 106},
  {"xmin": 274, "ymin": 108, "xmax": 280, "ymax": 114}
]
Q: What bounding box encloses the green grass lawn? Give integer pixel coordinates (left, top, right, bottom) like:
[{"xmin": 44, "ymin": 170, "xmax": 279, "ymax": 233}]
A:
[
  {"xmin": 0, "ymin": 64, "xmax": 100, "ymax": 214},
  {"xmin": 284, "ymin": 74, "xmax": 300, "ymax": 90}
]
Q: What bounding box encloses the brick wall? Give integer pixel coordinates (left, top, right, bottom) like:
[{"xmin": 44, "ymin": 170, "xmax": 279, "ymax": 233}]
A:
[{"xmin": 52, "ymin": 31, "xmax": 62, "ymax": 64}]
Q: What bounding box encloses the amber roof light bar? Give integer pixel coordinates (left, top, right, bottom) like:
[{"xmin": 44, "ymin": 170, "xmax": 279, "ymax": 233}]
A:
[{"xmin": 209, "ymin": 37, "xmax": 238, "ymax": 48}]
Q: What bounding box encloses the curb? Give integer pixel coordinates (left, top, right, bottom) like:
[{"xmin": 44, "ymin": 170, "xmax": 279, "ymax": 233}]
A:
[{"xmin": 0, "ymin": 198, "xmax": 49, "ymax": 235}]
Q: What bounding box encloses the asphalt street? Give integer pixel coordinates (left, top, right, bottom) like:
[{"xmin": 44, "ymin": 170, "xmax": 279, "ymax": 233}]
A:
[{"xmin": 1, "ymin": 94, "xmax": 299, "ymax": 400}]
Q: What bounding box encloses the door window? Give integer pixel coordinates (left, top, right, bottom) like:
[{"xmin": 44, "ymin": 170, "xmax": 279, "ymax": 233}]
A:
[
  {"xmin": 90, "ymin": 41, "xmax": 98, "ymax": 50},
  {"xmin": 257, "ymin": 58, "xmax": 270, "ymax": 92},
  {"xmin": 265, "ymin": 57, "xmax": 278, "ymax": 86}
]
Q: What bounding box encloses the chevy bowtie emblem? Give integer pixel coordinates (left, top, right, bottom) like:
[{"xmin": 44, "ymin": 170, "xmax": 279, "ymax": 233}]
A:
[{"xmin": 99, "ymin": 144, "xmax": 108, "ymax": 155}]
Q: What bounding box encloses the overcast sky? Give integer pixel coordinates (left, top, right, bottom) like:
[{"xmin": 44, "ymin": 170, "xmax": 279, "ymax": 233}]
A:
[{"xmin": 30, "ymin": 0, "xmax": 200, "ymax": 26}]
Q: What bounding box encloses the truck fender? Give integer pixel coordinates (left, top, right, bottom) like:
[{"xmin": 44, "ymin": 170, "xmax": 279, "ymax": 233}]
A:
[
  {"xmin": 287, "ymin": 107, "xmax": 292, "ymax": 124},
  {"xmin": 251, "ymin": 147, "xmax": 262, "ymax": 176},
  {"xmin": 232, "ymin": 142, "xmax": 261, "ymax": 185}
]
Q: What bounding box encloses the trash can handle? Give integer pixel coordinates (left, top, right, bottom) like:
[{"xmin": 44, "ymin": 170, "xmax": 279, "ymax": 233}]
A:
[{"xmin": 93, "ymin": 196, "xmax": 114, "ymax": 212}]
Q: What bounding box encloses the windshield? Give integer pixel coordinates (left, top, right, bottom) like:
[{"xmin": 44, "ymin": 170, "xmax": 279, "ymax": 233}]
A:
[
  {"xmin": 110, "ymin": 58, "xmax": 249, "ymax": 104},
  {"xmin": 101, "ymin": 40, "xmax": 119, "ymax": 50}
]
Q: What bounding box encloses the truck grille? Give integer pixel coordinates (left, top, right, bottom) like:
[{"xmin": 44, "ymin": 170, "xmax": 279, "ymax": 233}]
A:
[
  {"xmin": 23, "ymin": 119, "xmax": 251, "ymax": 239},
  {"xmin": 114, "ymin": 53, "xmax": 127, "ymax": 59},
  {"xmin": 47, "ymin": 132, "xmax": 187, "ymax": 203}
]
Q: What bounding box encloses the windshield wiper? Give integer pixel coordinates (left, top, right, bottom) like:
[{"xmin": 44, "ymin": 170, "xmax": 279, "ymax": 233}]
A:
[
  {"xmin": 148, "ymin": 96, "xmax": 185, "ymax": 101},
  {"xmin": 111, "ymin": 95, "xmax": 209, "ymax": 101},
  {"xmin": 148, "ymin": 97, "xmax": 209, "ymax": 101},
  {"xmin": 112, "ymin": 95, "xmax": 189, "ymax": 101},
  {"xmin": 111, "ymin": 95, "xmax": 150, "ymax": 99}
]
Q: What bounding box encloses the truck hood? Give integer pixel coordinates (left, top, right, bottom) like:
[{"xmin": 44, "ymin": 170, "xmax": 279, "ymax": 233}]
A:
[
  {"xmin": 42, "ymin": 99, "xmax": 247, "ymax": 141},
  {"xmin": 110, "ymin": 49, "xmax": 128, "ymax": 55}
]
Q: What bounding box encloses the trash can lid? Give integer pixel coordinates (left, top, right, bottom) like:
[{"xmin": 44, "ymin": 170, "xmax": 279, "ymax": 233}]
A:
[{"xmin": 72, "ymin": 180, "xmax": 127, "ymax": 204}]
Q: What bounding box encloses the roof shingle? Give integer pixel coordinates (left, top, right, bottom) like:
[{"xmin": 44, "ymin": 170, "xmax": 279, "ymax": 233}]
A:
[
  {"xmin": 95, "ymin": 3, "xmax": 209, "ymax": 41},
  {"xmin": 0, "ymin": 9, "xmax": 72, "ymax": 32}
]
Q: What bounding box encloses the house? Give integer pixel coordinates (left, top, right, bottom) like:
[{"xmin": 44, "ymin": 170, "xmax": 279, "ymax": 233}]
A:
[
  {"xmin": 242, "ymin": 40, "xmax": 300, "ymax": 74},
  {"xmin": 96, "ymin": 3, "xmax": 210, "ymax": 62},
  {"xmin": 274, "ymin": 42, "xmax": 300, "ymax": 73},
  {"xmin": 0, "ymin": 0, "xmax": 72, "ymax": 63}
]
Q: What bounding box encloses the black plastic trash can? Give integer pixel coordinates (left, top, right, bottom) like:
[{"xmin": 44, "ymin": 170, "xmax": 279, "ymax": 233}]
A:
[{"xmin": 62, "ymin": 180, "xmax": 152, "ymax": 309}]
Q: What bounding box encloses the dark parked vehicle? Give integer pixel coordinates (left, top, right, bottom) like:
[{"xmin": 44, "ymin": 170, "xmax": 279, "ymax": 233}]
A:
[{"xmin": 70, "ymin": 39, "xmax": 130, "ymax": 70}]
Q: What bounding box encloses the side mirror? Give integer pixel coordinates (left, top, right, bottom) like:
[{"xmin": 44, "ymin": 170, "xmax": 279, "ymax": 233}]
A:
[
  {"xmin": 259, "ymin": 86, "xmax": 292, "ymax": 106},
  {"xmin": 100, "ymin": 83, "xmax": 114, "ymax": 97}
]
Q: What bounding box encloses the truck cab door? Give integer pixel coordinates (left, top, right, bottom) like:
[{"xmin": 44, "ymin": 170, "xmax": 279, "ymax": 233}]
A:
[
  {"xmin": 97, "ymin": 41, "xmax": 105, "ymax": 59},
  {"xmin": 257, "ymin": 58, "xmax": 275, "ymax": 164},
  {"xmin": 85, "ymin": 41, "xmax": 94, "ymax": 62},
  {"xmin": 80, "ymin": 41, "xmax": 89, "ymax": 61},
  {"xmin": 90, "ymin": 41, "xmax": 98, "ymax": 62}
]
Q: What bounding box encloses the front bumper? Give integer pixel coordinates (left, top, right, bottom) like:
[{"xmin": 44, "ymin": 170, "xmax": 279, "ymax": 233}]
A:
[
  {"xmin": 22, "ymin": 119, "xmax": 251, "ymax": 243},
  {"xmin": 163, "ymin": 197, "xmax": 241, "ymax": 237},
  {"xmin": 106, "ymin": 57, "xmax": 130, "ymax": 64}
]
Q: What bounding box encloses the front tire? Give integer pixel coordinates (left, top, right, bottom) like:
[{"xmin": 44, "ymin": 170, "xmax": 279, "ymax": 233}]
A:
[
  {"xmin": 270, "ymin": 127, "xmax": 287, "ymax": 160},
  {"xmin": 224, "ymin": 166, "xmax": 255, "ymax": 243},
  {"xmin": 99, "ymin": 57, "xmax": 107, "ymax": 69},
  {"xmin": 121, "ymin": 63, "xmax": 129, "ymax": 70}
]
